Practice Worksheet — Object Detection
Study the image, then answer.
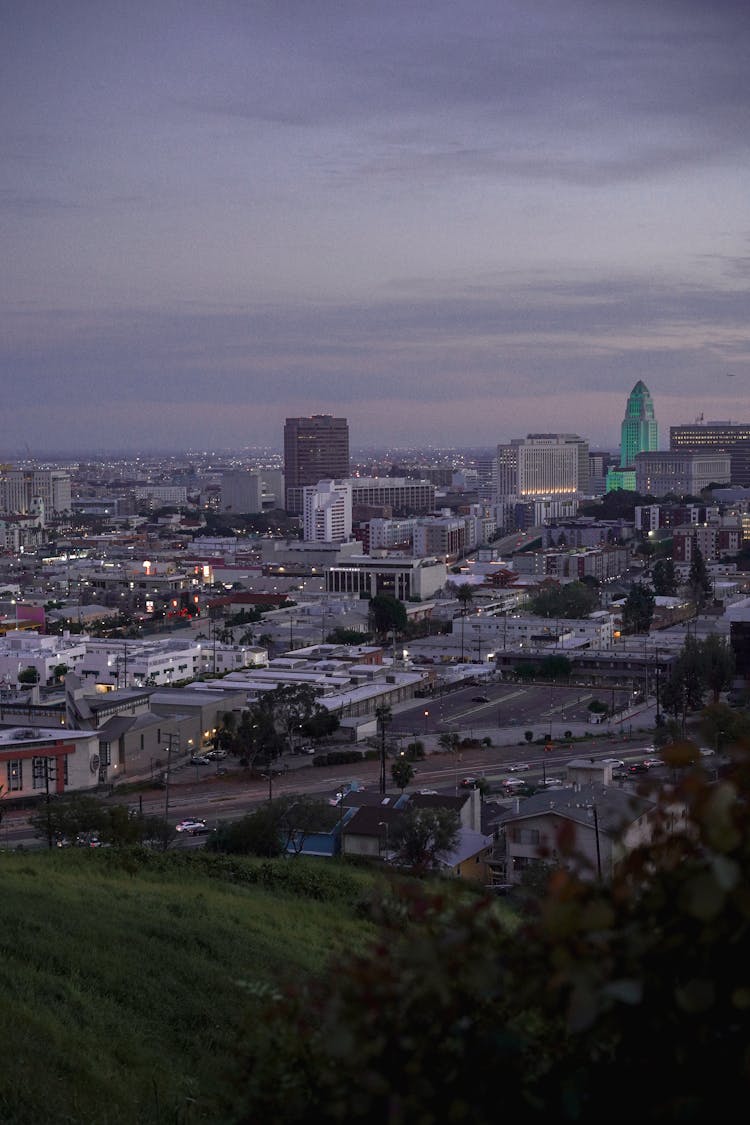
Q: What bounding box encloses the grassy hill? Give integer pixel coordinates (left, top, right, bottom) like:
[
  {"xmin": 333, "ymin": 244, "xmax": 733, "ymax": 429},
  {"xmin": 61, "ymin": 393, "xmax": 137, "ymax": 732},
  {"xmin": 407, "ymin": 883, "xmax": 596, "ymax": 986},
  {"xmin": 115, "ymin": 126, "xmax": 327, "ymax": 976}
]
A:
[{"xmin": 0, "ymin": 848, "xmax": 383, "ymax": 1125}]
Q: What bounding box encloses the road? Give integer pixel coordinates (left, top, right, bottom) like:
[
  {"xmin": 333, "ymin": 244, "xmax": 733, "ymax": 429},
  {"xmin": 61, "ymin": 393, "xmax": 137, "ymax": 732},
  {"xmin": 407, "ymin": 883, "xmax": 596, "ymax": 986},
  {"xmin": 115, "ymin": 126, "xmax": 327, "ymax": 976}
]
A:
[{"xmin": 0, "ymin": 731, "xmax": 663, "ymax": 850}]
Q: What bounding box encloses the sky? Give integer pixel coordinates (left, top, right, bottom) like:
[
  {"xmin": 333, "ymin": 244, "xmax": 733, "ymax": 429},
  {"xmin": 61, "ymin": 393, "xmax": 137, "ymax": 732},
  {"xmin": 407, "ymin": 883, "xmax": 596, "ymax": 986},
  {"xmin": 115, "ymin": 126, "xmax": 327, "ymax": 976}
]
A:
[{"xmin": 1, "ymin": 0, "xmax": 749, "ymax": 456}]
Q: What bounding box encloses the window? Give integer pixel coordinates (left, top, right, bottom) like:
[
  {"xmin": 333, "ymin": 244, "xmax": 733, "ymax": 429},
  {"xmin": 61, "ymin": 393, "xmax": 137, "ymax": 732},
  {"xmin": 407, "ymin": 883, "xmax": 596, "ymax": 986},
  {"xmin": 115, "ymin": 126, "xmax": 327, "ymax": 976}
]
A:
[
  {"xmin": 32, "ymin": 757, "xmax": 47, "ymax": 790},
  {"xmin": 6, "ymin": 759, "xmax": 23, "ymax": 792},
  {"xmin": 140, "ymin": 734, "xmax": 144, "ymax": 750}
]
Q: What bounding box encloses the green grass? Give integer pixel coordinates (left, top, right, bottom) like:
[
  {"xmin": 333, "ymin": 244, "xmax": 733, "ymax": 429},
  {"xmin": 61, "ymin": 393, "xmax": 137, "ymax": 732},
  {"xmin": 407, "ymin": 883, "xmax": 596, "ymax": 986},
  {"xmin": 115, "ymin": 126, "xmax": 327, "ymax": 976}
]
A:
[{"xmin": 0, "ymin": 849, "xmax": 381, "ymax": 1125}]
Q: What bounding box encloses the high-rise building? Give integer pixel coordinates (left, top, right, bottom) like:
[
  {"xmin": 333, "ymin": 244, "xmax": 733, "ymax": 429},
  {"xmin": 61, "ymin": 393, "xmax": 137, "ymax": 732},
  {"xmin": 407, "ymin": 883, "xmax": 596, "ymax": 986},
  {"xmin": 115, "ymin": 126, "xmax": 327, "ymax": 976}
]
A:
[
  {"xmin": 670, "ymin": 421, "xmax": 750, "ymax": 487},
  {"xmin": 302, "ymin": 479, "xmax": 353, "ymax": 543},
  {"xmin": 619, "ymin": 381, "xmax": 658, "ymax": 467},
  {"xmin": 283, "ymin": 416, "xmax": 349, "ymax": 513},
  {"xmin": 0, "ymin": 468, "xmax": 71, "ymax": 516},
  {"xmin": 605, "ymin": 381, "xmax": 659, "ymax": 492},
  {"xmin": 495, "ymin": 435, "xmax": 580, "ymax": 500}
]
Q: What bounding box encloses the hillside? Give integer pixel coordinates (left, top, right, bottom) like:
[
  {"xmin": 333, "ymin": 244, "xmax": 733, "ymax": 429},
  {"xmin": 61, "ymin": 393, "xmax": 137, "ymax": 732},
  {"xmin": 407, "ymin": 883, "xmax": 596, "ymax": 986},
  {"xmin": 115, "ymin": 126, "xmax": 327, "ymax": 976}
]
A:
[{"xmin": 0, "ymin": 849, "xmax": 382, "ymax": 1125}]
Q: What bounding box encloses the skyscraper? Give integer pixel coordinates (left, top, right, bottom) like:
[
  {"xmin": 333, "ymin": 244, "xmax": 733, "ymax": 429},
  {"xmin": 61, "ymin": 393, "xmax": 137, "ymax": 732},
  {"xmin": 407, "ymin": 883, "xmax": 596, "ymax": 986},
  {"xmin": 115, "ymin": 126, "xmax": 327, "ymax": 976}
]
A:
[
  {"xmin": 620, "ymin": 381, "xmax": 658, "ymax": 467},
  {"xmin": 283, "ymin": 415, "xmax": 350, "ymax": 513},
  {"xmin": 607, "ymin": 381, "xmax": 659, "ymax": 492}
]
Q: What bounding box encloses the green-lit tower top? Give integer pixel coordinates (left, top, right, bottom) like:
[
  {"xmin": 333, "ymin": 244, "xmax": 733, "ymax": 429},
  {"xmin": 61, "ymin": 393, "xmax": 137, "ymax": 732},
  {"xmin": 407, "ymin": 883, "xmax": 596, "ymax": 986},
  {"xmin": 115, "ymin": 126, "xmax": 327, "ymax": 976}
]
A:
[{"xmin": 620, "ymin": 380, "xmax": 658, "ymax": 466}]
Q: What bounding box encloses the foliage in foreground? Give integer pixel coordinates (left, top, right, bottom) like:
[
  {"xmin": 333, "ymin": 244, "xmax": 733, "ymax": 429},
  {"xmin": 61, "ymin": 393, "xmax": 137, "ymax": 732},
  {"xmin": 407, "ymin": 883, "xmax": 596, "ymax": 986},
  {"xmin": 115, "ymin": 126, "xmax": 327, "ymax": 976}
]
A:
[{"xmin": 228, "ymin": 738, "xmax": 750, "ymax": 1123}]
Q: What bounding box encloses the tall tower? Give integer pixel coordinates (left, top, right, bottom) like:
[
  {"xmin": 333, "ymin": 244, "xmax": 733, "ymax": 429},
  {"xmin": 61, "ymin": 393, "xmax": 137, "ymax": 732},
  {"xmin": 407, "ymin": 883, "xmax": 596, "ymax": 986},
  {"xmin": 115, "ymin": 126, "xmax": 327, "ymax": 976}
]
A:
[
  {"xmin": 620, "ymin": 381, "xmax": 658, "ymax": 467},
  {"xmin": 283, "ymin": 415, "xmax": 350, "ymax": 513}
]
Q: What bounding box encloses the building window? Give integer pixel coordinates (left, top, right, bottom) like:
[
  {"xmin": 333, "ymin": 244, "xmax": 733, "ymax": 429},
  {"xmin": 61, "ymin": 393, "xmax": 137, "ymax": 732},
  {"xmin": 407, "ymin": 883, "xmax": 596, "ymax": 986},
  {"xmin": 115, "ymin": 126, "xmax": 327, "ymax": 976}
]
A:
[
  {"xmin": 100, "ymin": 742, "xmax": 111, "ymax": 766},
  {"xmin": 6, "ymin": 759, "xmax": 23, "ymax": 792},
  {"xmin": 32, "ymin": 757, "xmax": 47, "ymax": 790}
]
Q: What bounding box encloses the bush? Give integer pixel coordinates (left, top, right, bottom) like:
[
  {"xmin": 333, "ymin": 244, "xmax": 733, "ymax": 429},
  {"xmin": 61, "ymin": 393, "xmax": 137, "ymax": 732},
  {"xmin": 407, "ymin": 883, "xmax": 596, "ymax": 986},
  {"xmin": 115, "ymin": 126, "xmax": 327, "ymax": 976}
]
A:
[{"xmin": 313, "ymin": 750, "xmax": 363, "ymax": 768}]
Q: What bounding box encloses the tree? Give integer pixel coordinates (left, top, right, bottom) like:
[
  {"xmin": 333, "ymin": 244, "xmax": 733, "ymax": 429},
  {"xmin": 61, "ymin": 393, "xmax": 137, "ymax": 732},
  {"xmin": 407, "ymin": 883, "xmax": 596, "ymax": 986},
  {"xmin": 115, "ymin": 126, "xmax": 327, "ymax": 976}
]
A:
[
  {"xmin": 368, "ymin": 594, "xmax": 408, "ymax": 637},
  {"xmin": 17, "ymin": 665, "xmax": 40, "ymax": 685},
  {"xmin": 699, "ymin": 633, "xmax": 735, "ymax": 703},
  {"xmin": 438, "ymin": 731, "xmax": 460, "ymax": 755},
  {"xmin": 52, "ymin": 663, "xmax": 69, "ymax": 683},
  {"xmin": 660, "ymin": 634, "xmax": 705, "ymax": 731},
  {"xmin": 529, "ymin": 581, "xmax": 599, "ymax": 620},
  {"xmin": 300, "ymin": 710, "xmax": 340, "ymax": 741},
  {"xmin": 538, "ymin": 655, "xmax": 572, "ymax": 681},
  {"xmin": 687, "ymin": 540, "xmax": 713, "ymax": 609},
  {"xmin": 391, "ymin": 756, "xmax": 415, "ymax": 792},
  {"xmin": 391, "ymin": 807, "xmax": 460, "ymax": 874},
  {"xmin": 207, "ymin": 804, "xmax": 285, "ymax": 857},
  {"xmin": 233, "ymin": 732, "xmax": 750, "ymax": 1124},
  {"xmin": 620, "ymin": 582, "xmax": 655, "ymax": 635},
  {"xmin": 651, "ymin": 557, "xmax": 677, "ymax": 596},
  {"xmin": 325, "ymin": 627, "xmax": 373, "ymax": 645},
  {"xmin": 456, "ymin": 585, "xmax": 474, "ymax": 614},
  {"xmin": 278, "ymin": 796, "xmax": 340, "ymax": 856}
]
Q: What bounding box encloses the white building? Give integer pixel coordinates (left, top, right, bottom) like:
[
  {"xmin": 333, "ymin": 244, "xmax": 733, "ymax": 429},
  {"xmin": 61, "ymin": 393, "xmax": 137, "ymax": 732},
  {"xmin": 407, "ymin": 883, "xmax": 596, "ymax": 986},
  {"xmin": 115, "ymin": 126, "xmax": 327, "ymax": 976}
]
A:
[
  {"xmin": 0, "ymin": 630, "xmax": 87, "ymax": 687},
  {"xmin": 303, "ymin": 479, "xmax": 353, "ymax": 543},
  {"xmin": 496, "ymin": 435, "xmax": 581, "ymax": 501}
]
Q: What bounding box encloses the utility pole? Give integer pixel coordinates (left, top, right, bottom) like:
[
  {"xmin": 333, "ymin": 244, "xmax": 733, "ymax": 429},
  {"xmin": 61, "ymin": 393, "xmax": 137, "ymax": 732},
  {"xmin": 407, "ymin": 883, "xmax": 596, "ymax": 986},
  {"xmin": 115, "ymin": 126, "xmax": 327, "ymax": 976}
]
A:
[
  {"xmin": 163, "ymin": 732, "xmax": 179, "ymax": 822},
  {"xmin": 593, "ymin": 803, "xmax": 602, "ymax": 880}
]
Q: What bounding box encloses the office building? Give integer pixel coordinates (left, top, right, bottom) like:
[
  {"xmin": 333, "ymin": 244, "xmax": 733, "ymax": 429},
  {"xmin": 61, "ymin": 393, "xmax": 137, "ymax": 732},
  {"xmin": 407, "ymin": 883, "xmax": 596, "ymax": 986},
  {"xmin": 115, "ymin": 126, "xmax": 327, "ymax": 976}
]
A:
[
  {"xmin": 0, "ymin": 468, "xmax": 72, "ymax": 516},
  {"xmin": 634, "ymin": 450, "xmax": 731, "ymax": 498},
  {"xmin": 283, "ymin": 416, "xmax": 350, "ymax": 513},
  {"xmin": 619, "ymin": 380, "xmax": 659, "ymax": 468},
  {"xmin": 495, "ymin": 435, "xmax": 580, "ymax": 500},
  {"xmin": 670, "ymin": 421, "xmax": 750, "ymax": 487}
]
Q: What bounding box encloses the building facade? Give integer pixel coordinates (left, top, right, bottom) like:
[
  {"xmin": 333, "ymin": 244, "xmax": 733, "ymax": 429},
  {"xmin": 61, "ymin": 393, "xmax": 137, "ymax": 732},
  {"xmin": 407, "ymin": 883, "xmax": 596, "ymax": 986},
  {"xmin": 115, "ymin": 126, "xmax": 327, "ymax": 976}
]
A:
[
  {"xmin": 670, "ymin": 421, "xmax": 750, "ymax": 487},
  {"xmin": 302, "ymin": 479, "xmax": 353, "ymax": 543},
  {"xmin": 283, "ymin": 416, "xmax": 350, "ymax": 513},
  {"xmin": 619, "ymin": 380, "xmax": 659, "ymax": 469},
  {"xmin": 634, "ymin": 450, "xmax": 731, "ymax": 498}
]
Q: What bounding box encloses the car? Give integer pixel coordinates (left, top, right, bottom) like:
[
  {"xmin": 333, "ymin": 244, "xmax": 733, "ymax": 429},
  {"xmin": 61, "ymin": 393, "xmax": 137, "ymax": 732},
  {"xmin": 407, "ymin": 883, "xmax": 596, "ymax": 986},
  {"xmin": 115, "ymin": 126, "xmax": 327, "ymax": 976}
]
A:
[
  {"xmin": 612, "ymin": 769, "xmax": 629, "ymax": 780},
  {"xmin": 699, "ymin": 748, "xmax": 715, "ymax": 758},
  {"xmin": 418, "ymin": 788, "xmax": 438, "ymax": 795},
  {"xmin": 471, "ymin": 695, "xmax": 490, "ymax": 703},
  {"xmin": 500, "ymin": 777, "xmax": 525, "ymax": 790},
  {"xmin": 542, "ymin": 778, "xmax": 564, "ymax": 788},
  {"xmin": 507, "ymin": 763, "xmax": 530, "ymax": 772},
  {"xmin": 175, "ymin": 819, "xmax": 208, "ymax": 835},
  {"xmin": 295, "ymin": 745, "xmax": 316, "ymax": 755},
  {"xmin": 460, "ymin": 776, "xmax": 479, "ymax": 788},
  {"xmin": 190, "ymin": 755, "xmax": 210, "ymax": 765},
  {"xmin": 642, "ymin": 758, "xmax": 662, "ymax": 768},
  {"xmin": 628, "ymin": 763, "xmax": 649, "ymax": 774},
  {"xmin": 601, "ymin": 758, "xmax": 625, "ymax": 768}
]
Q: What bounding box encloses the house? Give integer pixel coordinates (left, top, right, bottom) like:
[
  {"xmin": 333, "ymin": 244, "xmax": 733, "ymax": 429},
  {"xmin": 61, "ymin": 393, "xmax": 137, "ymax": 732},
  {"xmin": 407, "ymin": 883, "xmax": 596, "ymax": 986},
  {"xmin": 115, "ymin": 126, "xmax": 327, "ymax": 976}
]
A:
[{"xmin": 492, "ymin": 782, "xmax": 658, "ymax": 884}]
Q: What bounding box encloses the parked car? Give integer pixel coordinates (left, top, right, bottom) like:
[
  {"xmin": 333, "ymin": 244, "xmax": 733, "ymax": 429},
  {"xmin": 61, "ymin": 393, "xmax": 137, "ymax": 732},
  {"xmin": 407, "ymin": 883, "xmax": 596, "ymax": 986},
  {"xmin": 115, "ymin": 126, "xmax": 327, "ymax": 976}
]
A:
[
  {"xmin": 295, "ymin": 745, "xmax": 316, "ymax": 755},
  {"xmin": 175, "ymin": 819, "xmax": 208, "ymax": 835},
  {"xmin": 190, "ymin": 755, "xmax": 210, "ymax": 766},
  {"xmin": 471, "ymin": 695, "xmax": 490, "ymax": 703}
]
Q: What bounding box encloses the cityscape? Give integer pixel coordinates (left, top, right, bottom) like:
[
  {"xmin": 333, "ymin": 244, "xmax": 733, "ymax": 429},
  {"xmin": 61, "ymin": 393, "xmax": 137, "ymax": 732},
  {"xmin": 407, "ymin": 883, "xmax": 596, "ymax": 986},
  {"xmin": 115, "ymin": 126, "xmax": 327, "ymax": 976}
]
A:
[{"xmin": 2, "ymin": 1, "xmax": 749, "ymax": 1121}]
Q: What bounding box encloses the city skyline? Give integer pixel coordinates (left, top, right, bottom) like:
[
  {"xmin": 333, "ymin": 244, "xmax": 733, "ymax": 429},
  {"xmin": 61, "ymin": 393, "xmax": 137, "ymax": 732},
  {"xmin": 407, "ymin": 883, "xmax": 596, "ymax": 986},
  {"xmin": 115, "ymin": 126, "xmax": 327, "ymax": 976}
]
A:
[{"xmin": 2, "ymin": 1, "xmax": 749, "ymax": 455}]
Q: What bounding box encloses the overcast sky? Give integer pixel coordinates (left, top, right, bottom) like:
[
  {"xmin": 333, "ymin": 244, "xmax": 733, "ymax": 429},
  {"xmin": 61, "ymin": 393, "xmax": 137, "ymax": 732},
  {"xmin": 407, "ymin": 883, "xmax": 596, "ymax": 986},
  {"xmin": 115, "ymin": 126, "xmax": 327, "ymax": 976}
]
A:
[{"xmin": 2, "ymin": 0, "xmax": 748, "ymax": 456}]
